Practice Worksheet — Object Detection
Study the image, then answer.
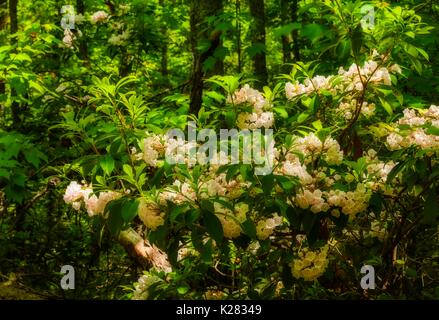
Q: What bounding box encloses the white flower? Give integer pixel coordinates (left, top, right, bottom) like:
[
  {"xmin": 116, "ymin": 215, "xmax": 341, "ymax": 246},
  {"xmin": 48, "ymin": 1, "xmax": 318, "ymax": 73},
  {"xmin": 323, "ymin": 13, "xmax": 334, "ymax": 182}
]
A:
[
  {"xmin": 138, "ymin": 199, "xmax": 165, "ymax": 230},
  {"xmin": 91, "ymin": 11, "xmax": 108, "ymax": 24},
  {"xmin": 62, "ymin": 29, "xmax": 75, "ymax": 48},
  {"xmin": 84, "ymin": 190, "xmax": 120, "ymax": 216},
  {"xmin": 256, "ymin": 214, "xmax": 282, "ymax": 240},
  {"xmin": 227, "ymin": 84, "xmax": 270, "ymax": 113},
  {"xmin": 63, "ymin": 181, "xmax": 84, "ymax": 204},
  {"xmin": 214, "ymin": 202, "xmax": 245, "ymax": 239}
]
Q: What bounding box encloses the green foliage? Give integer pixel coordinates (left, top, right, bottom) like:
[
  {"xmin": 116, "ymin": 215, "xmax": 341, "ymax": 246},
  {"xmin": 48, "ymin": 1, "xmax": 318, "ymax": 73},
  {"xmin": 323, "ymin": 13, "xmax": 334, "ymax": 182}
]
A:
[{"xmin": 0, "ymin": 0, "xmax": 438, "ymax": 301}]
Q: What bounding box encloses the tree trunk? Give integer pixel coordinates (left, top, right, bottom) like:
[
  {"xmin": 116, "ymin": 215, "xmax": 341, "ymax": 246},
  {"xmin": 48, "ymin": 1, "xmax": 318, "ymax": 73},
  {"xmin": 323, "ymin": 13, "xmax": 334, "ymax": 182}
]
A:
[
  {"xmin": 280, "ymin": 0, "xmax": 300, "ymax": 70},
  {"xmin": 291, "ymin": 0, "xmax": 300, "ymax": 61},
  {"xmin": 117, "ymin": 228, "xmax": 171, "ymax": 272},
  {"xmin": 9, "ymin": 0, "xmax": 17, "ymax": 36},
  {"xmin": 189, "ymin": 0, "xmax": 223, "ymax": 115},
  {"xmin": 207, "ymin": 0, "xmax": 224, "ymax": 77},
  {"xmin": 236, "ymin": 0, "xmax": 242, "ymax": 73},
  {"xmin": 76, "ymin": 0, "xmax": 89, "ymax": 63},
  {"xmin": 159, "ymin": 0, "xmax": 169, "ymax": 85},
  {"xmin": 248, "ymin": 0, "xmax": 268, "ymax": 89},
  {"xmin": 9, "ymin": 0, "xmax": 20, "ymax": 130},
  {"xmin": 0, "ymin": 0, "xmax": 7, "ymax": 31},
  {"xmin": 280, "ymin": 0, "xmax": 292, "ymax": 65},
  {"xmin": 0, "ymin": 0, "xmax": 7, "ymax": 125}
]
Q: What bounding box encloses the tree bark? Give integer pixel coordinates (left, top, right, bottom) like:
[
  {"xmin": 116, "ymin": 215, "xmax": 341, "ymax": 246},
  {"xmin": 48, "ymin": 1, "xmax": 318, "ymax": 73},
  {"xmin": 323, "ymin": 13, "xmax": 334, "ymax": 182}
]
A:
[
  {"xmin": 248, "ymin": 0, "xmax": 268, "ymax": 89},
  {"xmin": 117, "ymin": 228, "xmax": 171, "ymax": 272},
  {"xmin": 0, "ymin": 0, "xmax": 7, "ymax": 124},
  {"xmin": 159, "ymin": 0, "xmax": 169, "ymax": 85},
  {"xmin": 236, "ymin": 0, "xmax": 242, "ymax": 73},
  {"xmin": 9, "ymin": 0, "xmax": 17, "ymax": 36},
  {"xmin": 280, "ymin": 0, "xmax": 300, "ymax": 70},
  {"xmin": 76, "ymin": 0, "xmax": 89, "ymax": 63},
  {"xmin": 188, "ymin": 0, "xmax": 223, "ymax": 115},
  {"xmin": 9, "ymin": 0, "xmax": 20, "ymax": 130},
  {"xmin": 290, "ymin": 0, "xmax": 300, "ymax": 61}
]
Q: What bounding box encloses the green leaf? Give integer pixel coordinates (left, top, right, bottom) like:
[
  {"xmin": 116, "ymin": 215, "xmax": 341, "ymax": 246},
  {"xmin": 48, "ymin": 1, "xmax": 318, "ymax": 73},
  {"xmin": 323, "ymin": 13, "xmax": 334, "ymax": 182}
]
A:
[
  {"xmin": 0, "ymin": 168, "xmax": 10, "ymax": 179},
  {"xmin": 426, "ymin": 126, "xmax": 439, "ymax": 136},
  {"xmin": 246, "ymin": 43, "xmax": 266, "ymax": 58},
  {"xmin": 301, "ymin": 23, "xmax": 324, "ymax": 43},
  {"xmin": 273, "ymin": 107, "xmax": 288, "ymax": 119},
  {"xmin": 261, "ymin": 174, "xmax": 275, "ymax": 195},
  {"xmin": 121, "ymin": 198, "xmax": 139, "ymax": 222},
  {"xmin": 276, "ymin": 175, "xmax": 296, "ymax": 192},
  {"xmin": 241, "ymin": 219, "xmax": 257, "ymax": 239},
  {"xmin": 106, "ymin": 199, "xmax": 125, "ymax": 236},
  {"xmin": 203, "ymin": 211, "xmax": 223, "ymax": 244},
  {"xmin": 351, "ymin": 24, "xmax": 363, "ymax": 57},
  {"xmin": 386, "ymin": 160, "xmax": 408, "ymax": 184},
  {"xmin": 122, "ymin": 164, "xmax": 133, "ymax": 178},
  {"xmin": 200, "ymin": 239, "xmax": 213, "ymax": 264},
  {"xmin": 225, "ymin": 110, "xmax": 237, "ymax": 128},
  {"xmin": 177, "ymin": 285, "xmax": 190, "ymax": 295},
  {"xmin": 170, "ymin": 205, "xmax": 186, "ymax": 222},
  {"xmin": 422, "ymin": 188, "xmax": 439, "ymax": 224},
  {"xmin": 100, "ymin": 155, "xmax": 115, "ymax": 176},
  {"xmin": 379, "ymin": 97, "xmax": 393, "ymax": 116},
  {"xmin": 273, "ymin": 23, "xmax": 301, "ymax": 38}
]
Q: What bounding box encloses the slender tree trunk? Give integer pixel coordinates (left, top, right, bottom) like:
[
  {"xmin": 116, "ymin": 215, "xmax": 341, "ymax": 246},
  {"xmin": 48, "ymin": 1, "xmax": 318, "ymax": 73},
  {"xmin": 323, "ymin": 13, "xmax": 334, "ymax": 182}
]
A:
[
  {"xmin": 0, "ymin": 0, "xmax": 7, "ymax": 125},
  {"xmin": 9, "ymin": 0, "xmax": 17, "ymax": 36},
  {"xmin": 208, "ymin": 0, "xmax": 224, "ymax": 77},
  {"xmin": 280, "ymin": 0, "xmax": 292, "ymax": 65},
  {"xmin": 159, "ymin": 0, "xmax": 169, "ymax": 85},
  {"xmin": 248, "ymin": 0, "xmax": 268, "ymax": 89},
  {"xmin": 0, "ymin": 0, "xmax": 7, "ymax": 31},
  {"xmin": 9, "ymin": 0, "xmax": 20, "ymax": 130},
  {"xmin": 280, "ymin": 0, "xmax": 300, "ymax": 70},
  {"xmin": 189, "ymin": 0, "xmax": 223, "ymax": 115},
  {"xmin": 291, "ymin": 0, "xmax": 300, "ymax": 61},
  {"xmin": 236, "ymin": 0, "xmax": 242, "ymax": 73},
  {"xmin": 76, "ymin": 0, "xmax": 89, "ymax": 63}
]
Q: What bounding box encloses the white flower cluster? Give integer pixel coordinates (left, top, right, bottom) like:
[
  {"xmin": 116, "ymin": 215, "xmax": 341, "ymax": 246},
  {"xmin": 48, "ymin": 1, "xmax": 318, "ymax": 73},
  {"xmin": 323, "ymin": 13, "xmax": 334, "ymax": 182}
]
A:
[
  {"xmin": 275, "ymin": 153, "xmax": 313, "ymax": 185},
  {"xmin": 62, "ymin": 29, "xmax": 76, "ymax": 48},
  {"xmin": 338, "ymin": 60, "xmax": 393, "ymax": 91},
  {"xmin": 296, "ymin": 189, "xmax": 329, "ymax": 213},
  {"xmin": 285, "ymin": 55, "xmax": 400, "ymax": 101},
  {"xmin": 63, "ymin": 181, "xmax": 120, "ymax": 216},
  {"xmin": 138, "ymin": 134, "xmax": 197, "ymax": 168},
  {"xmin": 285, "ymin": 75, "xmax": 333, "ymax": 99},
  {"xmin": 108, "ymin": 30, "xmax": 131, "ymax": 46},
  {"xmin": 91, "ymin": 11, "xmax": 108, "ymax": 24},
  {"xmin": 228, "ymin": 85, "xmax": 274, "ymax": 130},
  {"xmin": 291, "ymin": 245, "xmax": 330, "ymax": 281},
  {"xmin": 294, "ymin": 132, "xmax": 344, "ymax": 166},
  {"xmin": 293, "ymin": 181, "xmax": 371, "ymax": 218},
  {"xmin": 236, "ymin": 112, "xmax": 274, "ymax": 130},
  {"xmin": 386, "ymin": 105, "xmax": 439, "ymax": 151},
  {"xmin": 364, "ymin": 149, "xmax": 396, "ymax": 190},
  {"xmin": 256, "ymin": 214, "xmax": 283, "ymax": 240},
  {"xmin": 214, "ymin": 202, "xmax": 248, "ymax": 239},
  {"xmin": 201, "ymin": 172, "xmax": 249, "ymax": 200},
  {"xmin": 326, "ymin": 183, "xmax": 371, "ymax": 218},
  {"xmin": 159, "ymin": 180, "xmax": 197, "ymax": 206},
  {"xmin": 141, "ymin": 135, "xmax": 165, "ymax": 167},
  {"xmin": 138, "ymin": 199, "xmax": 165, "ymax": 230},
  {"xmin": 338, "ymin": 100, "xmax": 376, "ymax": 119}
]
